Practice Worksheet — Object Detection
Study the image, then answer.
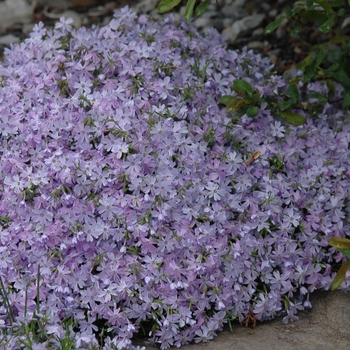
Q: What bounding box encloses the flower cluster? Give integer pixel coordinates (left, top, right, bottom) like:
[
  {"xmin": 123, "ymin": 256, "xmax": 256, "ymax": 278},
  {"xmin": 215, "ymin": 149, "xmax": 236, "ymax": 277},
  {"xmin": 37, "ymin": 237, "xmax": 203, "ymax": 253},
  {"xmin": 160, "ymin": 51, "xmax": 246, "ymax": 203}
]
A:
[{"xmin": 0, "ymin": 6, "xmax": 349, "ymax": 349}]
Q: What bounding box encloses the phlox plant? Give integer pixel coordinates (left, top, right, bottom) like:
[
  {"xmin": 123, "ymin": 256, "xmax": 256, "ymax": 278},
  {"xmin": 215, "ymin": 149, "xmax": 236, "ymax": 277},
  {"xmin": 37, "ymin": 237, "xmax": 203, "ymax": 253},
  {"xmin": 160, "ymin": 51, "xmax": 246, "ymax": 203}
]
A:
[
  {"xmin": 265, "ymin": 0, "xmax": 350, "ymax": 110},
  {"xmin": 328, "ymin": 237, "xmax": 350, "ymax": 290},
  {"xmin": 0, "ymin": 6, "xmax": 349, "ymax": 350},
  {"xmin": 160, "ymin": 1, "xmax": 350, "ymax": 117}
]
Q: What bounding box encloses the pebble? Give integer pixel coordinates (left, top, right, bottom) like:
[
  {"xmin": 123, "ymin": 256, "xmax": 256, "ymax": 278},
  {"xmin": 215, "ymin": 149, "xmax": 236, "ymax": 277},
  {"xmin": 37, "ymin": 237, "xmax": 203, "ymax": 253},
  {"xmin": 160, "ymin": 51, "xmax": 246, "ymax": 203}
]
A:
[
  {"xmin": 195, "ymin": 17, "xmax": 214, "ymax": 30},
  {"xmin": 0, "ymin": 0, "xmax": 291, "ymax": 62},
  {"xmin": 246, "ymin": 40, "xmax": 265, "ymax": 50},
  {"xmin": 220, "ymin": 5, "xmax": 248, "ymax": 19},
  {"xmin": 341, "ymin": 16, "xmax": 350, "ymax": 29},
  {"xmin": 0, "ymin": 0, "xmax": 33, "ymax": 31},
  {"xmin": 61, "ymin": 10, "xmax": 82, "ymax": 28},
  {"xmin": 0, "ymin": 34, "xmax": 20, "ymax": 45},
  {"xmin": 129, "ymin": 0, "xmax": 287, "ymax": 47}
]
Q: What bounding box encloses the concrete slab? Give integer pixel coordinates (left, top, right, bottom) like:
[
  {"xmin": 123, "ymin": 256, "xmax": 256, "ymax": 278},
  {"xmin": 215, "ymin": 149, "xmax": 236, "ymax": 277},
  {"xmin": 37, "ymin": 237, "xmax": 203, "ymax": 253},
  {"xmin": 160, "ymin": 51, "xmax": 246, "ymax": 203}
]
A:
[{"xmin": 134, "ymin": 291, "xmax": 350, "ymax": 350}]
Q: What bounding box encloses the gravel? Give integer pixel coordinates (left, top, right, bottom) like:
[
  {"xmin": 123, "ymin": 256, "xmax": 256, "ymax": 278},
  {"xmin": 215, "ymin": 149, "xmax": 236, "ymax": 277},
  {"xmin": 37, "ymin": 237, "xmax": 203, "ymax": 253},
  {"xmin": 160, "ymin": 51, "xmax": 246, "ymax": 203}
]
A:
[
  {"xmin": 1, "ymin": 0, "xmax": 350, "ymax": 73},
  {"xmin": 0, "ymin": 0, "xmax": 292, "ymax": 71}
]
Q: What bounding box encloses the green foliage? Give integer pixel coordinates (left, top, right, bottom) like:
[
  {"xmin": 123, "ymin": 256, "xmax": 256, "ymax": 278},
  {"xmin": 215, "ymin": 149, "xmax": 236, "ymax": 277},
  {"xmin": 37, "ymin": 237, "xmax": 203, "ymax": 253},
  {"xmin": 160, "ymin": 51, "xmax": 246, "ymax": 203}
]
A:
[
  {"xmin": 0, "ymin": 265, "xmax": 80, "ymax": 349},
  {"xmin": 185, "ymin": 0, "xmax": 197, "ymax": 23},
  {"xmin": 265, "ymin": 0, "xmax": 350, "ymax": 109},
  {"xmin": 158, "ymin": 0, "xmax": 182, "ymax": 14},
  {"xmin": 328, "ymin": 237, "xmax": 350, "ymax": 290},
  {"xmin": 278, "ymin": 112, "xmax": 306, "ymax": 126},
  {"xmin": 158, "ymin": 0, "xmax": 212, "ymax": 23},
  {"xmin": 159, "ymin": 1, "xmax": 350, "ymax": 125},
  {"xmin": 219, "ymin": 78, "xmax": 306, "ymax": 125},
  {"xmin": 220, "ymin": 0, "xmax": 350, "ymax": 126},
  {"xmin": 219, "ymin": 79, "xmax": 261, "ymax": 118},
  {"xmin": 195, "ymin": 0, "xmax": 211, "ymax": 18}
]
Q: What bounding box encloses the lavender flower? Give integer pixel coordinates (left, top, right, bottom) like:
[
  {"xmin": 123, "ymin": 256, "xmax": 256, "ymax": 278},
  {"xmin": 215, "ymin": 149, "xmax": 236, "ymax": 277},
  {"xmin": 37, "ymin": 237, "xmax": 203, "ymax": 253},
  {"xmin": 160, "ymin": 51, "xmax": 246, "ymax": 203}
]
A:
[{"xmin": 0, "ymin": 6, "xmax": 349, "ymax": 350}]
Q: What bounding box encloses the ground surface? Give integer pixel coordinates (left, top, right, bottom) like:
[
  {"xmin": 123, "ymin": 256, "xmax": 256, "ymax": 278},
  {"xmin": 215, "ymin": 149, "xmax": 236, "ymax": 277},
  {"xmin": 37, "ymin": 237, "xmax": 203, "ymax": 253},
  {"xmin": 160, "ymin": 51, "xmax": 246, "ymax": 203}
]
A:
[{"xmin": 134, "ymin": 291, "xmax": 350, "ymax": 350}]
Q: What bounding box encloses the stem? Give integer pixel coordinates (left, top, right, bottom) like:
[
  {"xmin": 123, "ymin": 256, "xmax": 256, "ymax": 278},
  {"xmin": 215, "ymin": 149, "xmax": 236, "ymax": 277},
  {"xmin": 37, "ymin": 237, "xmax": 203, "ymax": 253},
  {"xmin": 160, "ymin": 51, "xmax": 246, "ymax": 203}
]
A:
[
  {"xmin": 0, "ymin": 274, "xmax": 15, "ymax": 324},
  {"xmin": 36, "ymin": 264, "xmax": 41, "ymax": 315},
  {"xmin": 24, "ymin": 284, "xmax": 28, "ymax": 318}
]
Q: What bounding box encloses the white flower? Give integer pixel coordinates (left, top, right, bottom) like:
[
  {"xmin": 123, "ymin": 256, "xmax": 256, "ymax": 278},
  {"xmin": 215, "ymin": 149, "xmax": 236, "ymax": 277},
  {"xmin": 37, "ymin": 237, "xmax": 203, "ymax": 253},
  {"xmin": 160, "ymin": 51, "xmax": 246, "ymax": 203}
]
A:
[{"xmin": 271, "ymin": 121, "xmax": 285, "ymax": 137}]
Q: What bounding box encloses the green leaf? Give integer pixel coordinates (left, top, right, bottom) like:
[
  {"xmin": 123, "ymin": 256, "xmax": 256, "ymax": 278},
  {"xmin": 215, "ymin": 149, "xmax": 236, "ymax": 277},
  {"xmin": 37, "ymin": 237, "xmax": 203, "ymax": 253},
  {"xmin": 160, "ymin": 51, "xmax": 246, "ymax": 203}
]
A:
[
  {"xmin": 314, "ymin": 0, "xmax": 336, "ymax": 15},
  {"xmin": 279, "ymin": 100, "xmax": 292, "ymax": 111},
  {"xmin": 329, "ymin": 69, "xmax": 350, "ymax": 90},
  {"xmin": 285, "ymin": 5, "xmax": 292, "ymax": 16},
  {"xmin": 264, "ymin": 17, "xmax": 284, "ymax": 34},
  {"xmin": 158, "ymin": 0, "xmax": 182, "ymax": 13},
  {"xmin": 338, "ymin": 248, "xmax": 350, "ymax": 259},
  {"xmin": 306, "ymin": 0, "xmax": 314, "ymax": 8},
  {"xmin": 326, "ymin": 79, "xmax": 336, "ymax": 100},
  {"xmin": 305, "ymin": 10, "xmax": 328, "ymax": 23},
  {"xmin": 315, "ymin": 47, "xmax": 328, "ymax": 67},
  {"xmin": 279, "ymin": 112, "xmax": 306, "ymax": 126},
  {"xmin": 328, "ymin": 237, "xmax": 350, "ymax": 250},
  {"xmin": 299, "ymin": 8, "xmax": 311, "ymax": 25},
  {"xmin": 227, "ymin": 98, "xmax": 248, "ymax": 112},
  {"xmin": 331, "ymin": 0, "xmax": 345, "ymax": 6},
  {"xmin": 331, "ymin": 260, "xmax": 350, "ymax": 291},
  {"xmin": 219, "ymin": 95, "xmax": 235, "ymax": 105},
  {"xmin": 195, "ymin": 0, "xmax": 210, "ymax": 18},
  {"xmin": 307, "ymin": 91, "xmax": 328, "ymax": 104},
  {"xmin": 329, "ymin": 35, "xmax": 350, "ymax": 44},
  {"xmin": 338, "ymin": 8, "xmax": 346, "ymax": 17},
  {"xmin": 288, "ymin": 84, "xmax": 300, "ymax": 104},
  {"xmin": 301, "ymin": 65, "xmax": 316, "ymax": 83},
  {"xmin": 246, "ymin": 106, "xmax": 259, "ymax": 117},
  {"xmin": 328, "ymin": 61, "xmax": 341, "ymax": 73},
  {"xmin": 231, "ymin": 79, "xmax": 254, "ymax": 97},
  {"xmin": 343, "ymin": 90, "xmax": 350, "ymax": 107},
  {"xmin": 290, "ymin": 26, "xmax": 301, "ymax": 37},
  {"xmin": 297, "ymin": 53, "xmax": 314, "ymax": 71},
  {"xmin": 319, "ymin": 16, "xmax": 335, "ymax": 33},
  {"xmin": 185, "ymin": 0, "xmax": 197, "ymax": 23}
]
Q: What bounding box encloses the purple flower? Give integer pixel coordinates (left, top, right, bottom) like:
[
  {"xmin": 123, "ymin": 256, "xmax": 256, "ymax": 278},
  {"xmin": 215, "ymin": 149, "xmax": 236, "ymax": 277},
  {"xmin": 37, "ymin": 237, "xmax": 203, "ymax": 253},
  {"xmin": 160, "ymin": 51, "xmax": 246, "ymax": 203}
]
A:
[{"xmin": 0, "ymin": 6, "xmax": 349, "ymax": 350}]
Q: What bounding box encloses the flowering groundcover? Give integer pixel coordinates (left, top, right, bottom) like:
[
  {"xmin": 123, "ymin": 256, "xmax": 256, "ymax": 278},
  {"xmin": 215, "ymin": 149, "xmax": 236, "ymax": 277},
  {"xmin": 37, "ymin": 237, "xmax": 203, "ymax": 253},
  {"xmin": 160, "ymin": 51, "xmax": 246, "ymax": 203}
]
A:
[{"xmin": 0, "ymin": 6, "xmax": 349, "ymax": 350}]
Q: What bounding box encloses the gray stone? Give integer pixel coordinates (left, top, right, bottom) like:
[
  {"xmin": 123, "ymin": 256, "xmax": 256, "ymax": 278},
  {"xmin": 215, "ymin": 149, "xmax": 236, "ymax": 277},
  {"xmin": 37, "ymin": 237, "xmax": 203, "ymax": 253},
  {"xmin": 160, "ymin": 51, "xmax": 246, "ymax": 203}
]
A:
[
  {"xmin": 213, "ymin": 18, "xmax": 226, "ymax": 32},
  {"xmin": 207, "ymin": 3, "xmax": 219, "ymax": 12},
  {"xmin": 222, "ymin": 25, "xmax": 238, "ymax": 43},
  {"xmin": 61, "ymin": 10, "xmax": 82, "ymax": 28},
  {"xmin": 200, "ymin": 11, "xmax": 220, "ymax": 19},
  {"xmin": 134, "ymin": 0, "xmax": 159, "ymax": 14},
  {"xmin": 33, "ymin": 0, "xmax": 70, "ymax": 9},
  {"xmin": 247, "ymin": 40, "xmax": 265, "ymax": 50},
  {"xmin": 261, "ymin": 3, "xmax": 271, "ymax": 12},
  {"xmin": 252, "ymin": 27, "xmax": 265, "ymax": 36},
  {"xmin": 233, "ymin": 0, "xmax": 248, "ymax": 6},
  {"xmin": 276, "ymin": 25, "xmax": 287, "ymax": 39},
  {"xmin": 269, "ymin": 8, "xmax": 278, "ymax": 17},
  {"xmin": 195, "ymin": 17, "xmax": 214, "ymax": 29},
  {"xmin": 0, "ymin": 34, "xmax": 20, "ymax": 45},
  {"xmin": 267, "ymin": 48, "xmax": 281, "ymax": 65},
  {"xmin": 341, "ymin": 16, "xmax": 350, "ymax": 29},
  {"xmin": 0, "ymin": 0, "xmax": 33, "ymax": 30},
  {"xmin": 221, "ymin": 5, "xmax": 248, "ymax": 20},
  {"xmin": 224, "ymin": 13, "xmax": 265, "ymax": 43},
  {"xmin": 223, "ymin": 17, "xmax": 234, "ymax": 28},
  {"xmin": 237, "ymin": 13, "xmax": 266, "ymax": 31}
]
